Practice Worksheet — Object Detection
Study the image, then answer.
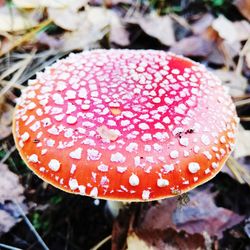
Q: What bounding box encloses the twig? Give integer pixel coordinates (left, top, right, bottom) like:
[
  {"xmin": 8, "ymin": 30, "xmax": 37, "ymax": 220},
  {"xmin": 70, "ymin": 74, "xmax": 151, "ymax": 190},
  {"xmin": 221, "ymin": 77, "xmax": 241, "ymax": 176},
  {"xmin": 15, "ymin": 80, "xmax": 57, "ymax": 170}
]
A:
[
  {"xmin": 229, "ymin": 156, "xmax": 250, "ymax": 186},
  {"xmin": 11, "ymin": 50, "xmax": 36, "ymax": 83},
  {"xmin": 236, "ymin": 38, "xmax": 250, "ymax": 75},
  {"xmin": 90, "ymin": 235, "xmax": 112, "ymax": 250},
  {"xmin": 0, "ymin": 80, "xmax": 24, "ymax": 90},
  {"xmin": 0, "ymin": 243, "xmax": 22, "ymax": 250},
  {"xmin": 226, "ymin": 157, "xmax": 245, "ymax": 184},
  {"xmin": 0, "ymin": 19, "xmax": 52, "ymax": 57},
  {"xmin": 0, "ymin": 145, "xmax": 16, "ymax": 164},
  {"xmin": 0, "ymin": 59, "xmax": 28, "ymax": 80},
  {"xmin": 240, "ymin": 116, "xmax": 250, "ymax": 122},
  {"xmin": 169, "ymin": 13, "xmax": 192, "ymax": 30},
  {"xmin": 0, "ymin": 51, "xmax": 35, "ymax": 98},
  {"xmin": 14, "ymin": 202, "xmax": 49, "ymax": 250},
  {"xmin": 235, "ymin": 98, "xmax": 250, "ymax": 107},
  {"xmin": 15, "ymin": 51, "xmax": 68, "ymax": 87},
  {"xmin": 226, "ymin": 156, "xmax": 250, "ymax": 186}
]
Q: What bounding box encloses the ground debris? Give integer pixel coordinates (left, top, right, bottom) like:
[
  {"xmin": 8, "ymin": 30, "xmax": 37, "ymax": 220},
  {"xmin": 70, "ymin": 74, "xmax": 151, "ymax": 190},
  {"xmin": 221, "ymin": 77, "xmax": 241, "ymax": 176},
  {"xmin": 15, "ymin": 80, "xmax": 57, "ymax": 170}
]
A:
[
  {"xmin": 113, "ymin": 188, "xmax": 244, "ymax": 249},
  {"xmin": 127, "ymin": 11, "xmax": 175, "ymax": 46},
  {"xmin": 0, "ymin": 163, "xmax": 28, "ymax": 236}
]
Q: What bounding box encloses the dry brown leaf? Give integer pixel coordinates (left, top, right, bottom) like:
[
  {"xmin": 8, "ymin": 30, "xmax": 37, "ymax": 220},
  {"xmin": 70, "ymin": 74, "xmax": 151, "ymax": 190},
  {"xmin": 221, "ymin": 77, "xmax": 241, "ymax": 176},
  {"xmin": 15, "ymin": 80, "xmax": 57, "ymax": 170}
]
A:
[
  {"xmin": 113, "ymin": 188, "xmax": 243, "ymax": 250},
  {"xmin": 139, "ymin": 189, "xmax": 244, "ymax": 239},
  {"xmin": 128, "ymin": 12, "xmax": 175, "ymax": 46},
  {"xmin": 127, "ymin": 229, "xmax": 206, "ymax": 250},
  {"xmin": 0, "ymin": 164, "xmax": 24, "ymax": 203},
  {"xmin": 0, "ymin": 102, "xmax": 14, "ymax": 140},
  {"xmin": 0, "ymin": 6, "xmax": 37, "ymax": 32},
  {"xmin": 170, "ymin": 36, "xmax": 213, "ymax": 57},
  {"xmin": 0, "ymin": 163, "xmax": 27, "ymax": 236},
  {"xmin": 234, "ymin": 0, "xmax": 250, "ymax": 21},
  {"xmin": 213, "ymin": 69, "xmax": 247, "ymax": 97}
]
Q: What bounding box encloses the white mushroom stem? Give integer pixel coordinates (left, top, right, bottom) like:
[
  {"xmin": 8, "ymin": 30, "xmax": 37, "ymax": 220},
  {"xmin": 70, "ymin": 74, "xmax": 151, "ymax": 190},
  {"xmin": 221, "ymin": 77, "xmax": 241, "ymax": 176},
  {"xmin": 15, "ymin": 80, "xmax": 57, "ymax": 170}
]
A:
[{"xmin": 106, "ymin": 200, "xmax": 127, "ymax": 217}]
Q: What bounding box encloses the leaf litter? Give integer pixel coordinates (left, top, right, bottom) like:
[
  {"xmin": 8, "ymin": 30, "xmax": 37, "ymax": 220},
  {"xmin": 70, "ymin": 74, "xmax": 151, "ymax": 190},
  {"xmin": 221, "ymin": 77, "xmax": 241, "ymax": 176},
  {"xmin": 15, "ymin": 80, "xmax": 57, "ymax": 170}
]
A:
[
  {"xmin": 0, "ymin": 163, "xmax": 27, "ymax": 236},
  {"xmin": 112, "ymin": 187, "xmax": 244, "ymax": 249}
]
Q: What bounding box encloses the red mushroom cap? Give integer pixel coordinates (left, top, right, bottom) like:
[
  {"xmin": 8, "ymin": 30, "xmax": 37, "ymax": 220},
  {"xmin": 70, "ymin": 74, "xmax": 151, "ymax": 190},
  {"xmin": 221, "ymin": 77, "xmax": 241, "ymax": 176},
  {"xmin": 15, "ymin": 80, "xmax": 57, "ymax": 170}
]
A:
[{"xmin": 13, "ymin": 50, "xmax": 238, "ymax": 201}]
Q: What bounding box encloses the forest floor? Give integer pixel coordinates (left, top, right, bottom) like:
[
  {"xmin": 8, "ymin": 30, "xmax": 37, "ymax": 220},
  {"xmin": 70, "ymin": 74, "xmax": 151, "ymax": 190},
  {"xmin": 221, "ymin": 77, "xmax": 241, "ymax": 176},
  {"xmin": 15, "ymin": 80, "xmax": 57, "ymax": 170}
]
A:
[{"xmin": 0, "ymin": 0, "xmax": 250, "ymax": 249}]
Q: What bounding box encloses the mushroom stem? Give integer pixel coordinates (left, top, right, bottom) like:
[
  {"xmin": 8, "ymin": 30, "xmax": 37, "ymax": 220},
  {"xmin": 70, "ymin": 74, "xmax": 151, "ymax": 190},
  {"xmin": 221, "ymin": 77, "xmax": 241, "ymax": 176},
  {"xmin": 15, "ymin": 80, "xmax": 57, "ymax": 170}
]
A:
[{"xmin": 106, "ymin": 200, "xmax": 126, "ymax": 217}]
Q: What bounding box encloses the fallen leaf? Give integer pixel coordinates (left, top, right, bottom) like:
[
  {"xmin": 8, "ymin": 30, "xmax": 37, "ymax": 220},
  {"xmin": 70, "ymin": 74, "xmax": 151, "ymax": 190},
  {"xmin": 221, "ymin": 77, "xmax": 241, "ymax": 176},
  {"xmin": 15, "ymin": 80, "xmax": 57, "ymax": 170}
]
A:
[
  {"xmin": 48, "ymin": 8, "xmax": 84, "ymax": 31},
  {"xmin": 0, "ymin": 6, "xmax": 37, "ymax": 32},
  {"xmin": 109, "ymin": 11, "xmax": 130, "ymax": 46},
  {"xmin": 0, "ymin": 164, "xmax": 24, "ymax": 203},
  {"xmin": 234, "ymin": 0, "xmax": 250, "ymax": 21},
  {"xmin": 127, "ymin": 229, "xmax": 206, "ymax": 250},
  {"xmin": 212, "ymin": 69, "xmax": 247, "ymax": 97},
  {"xmin": 211, "ymin": 16, "xmax": 250, "ymax": 44},
  {"xmin": 61, "ymin": 7, "xmax": 113, "ymax": 51},
  {"xmin": 233, "ymin": 21, "xmax": 250, "ymax": 41},
  {"xmin": 0, "ymin": 101, "xmax": 14, "ymax": 140},
  {"xmin": 0, "ymin": 209, "xmax": 18, "ymax": 236},
  {"xmin": 0, "ymin": 163, "xmax": 27, "ymax": 236},
  {"xmin": 192, "ymin": 13, "xmax": 214, "ymax": 35},
  {"xmin": 172, "ymin": 191, "xmax": 243, "ymax": 238},
  {"xmin": 139, "ymin": 189, "xmax": 244, "ymax": 239},
  {"xmin": 170, "ymin": 36, "xmax": 213, "ymax": 57},
  {"xmin": 128, "ymin": 11, "xmax": 175, "ymax": 46},
  {"xmin": 212, "ymin": 15, "xmax": 238, "ymax": 44},
  {"xmin": 126, "ymin": 233, "xmax": 151, "ymax": 250},
  {"xmin": 47, "ymin": 0, "xmax": 87, "ymax": 31}
]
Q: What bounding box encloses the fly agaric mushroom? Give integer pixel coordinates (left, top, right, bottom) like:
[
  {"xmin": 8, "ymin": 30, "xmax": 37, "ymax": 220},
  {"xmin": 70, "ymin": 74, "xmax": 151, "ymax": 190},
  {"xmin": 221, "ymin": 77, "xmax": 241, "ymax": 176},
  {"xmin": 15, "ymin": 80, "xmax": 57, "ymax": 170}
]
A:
[{"xmin": 13, "ymin": 50, "xmax": 238, "ymax": 204}]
